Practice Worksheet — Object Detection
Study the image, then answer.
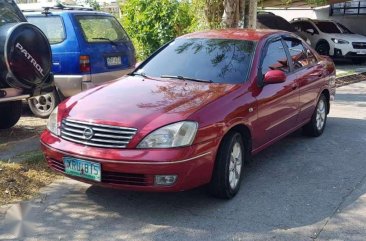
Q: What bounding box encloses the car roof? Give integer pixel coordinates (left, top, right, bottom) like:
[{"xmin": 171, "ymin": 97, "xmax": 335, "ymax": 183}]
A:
[
  {"xmin": 23, "ymin": 10, "xmax": 112, "ymax": 16},
  {"xmin": 180, "ymin": 28, "xmax": 284, "ymax": 41}
]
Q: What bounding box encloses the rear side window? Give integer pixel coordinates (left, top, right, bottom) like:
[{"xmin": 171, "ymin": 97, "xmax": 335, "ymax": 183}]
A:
[
  {"xmin": 76, "ymin": 15, "xmax": 130, "ymax": 43},
  {"xmin": 26, "ymin": 16, "xmax": 66, "ymax": 44},
  {"xmin": 284, "ymin": 38, "xmax": 317, "ymax": 69},
  {"xmin": 261, "ymin": 40, "xmax": 289, "ymax": 74}
]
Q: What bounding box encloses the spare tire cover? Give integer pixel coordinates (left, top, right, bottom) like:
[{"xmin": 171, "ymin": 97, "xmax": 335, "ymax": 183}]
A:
[{"xmin": 2, "ymin": 23, "xmax": 51, "ymax": 89}]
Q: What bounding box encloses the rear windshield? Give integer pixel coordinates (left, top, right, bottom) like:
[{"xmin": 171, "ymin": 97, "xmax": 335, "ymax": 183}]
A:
[
  {"xmin": 76, "ymin": 15, "xmax": 130, "ymax": 43},
  {"xmin": 26, "ymin": 16, "xmax": 66, "ymax": 44},
  {"xmin": 135, "ymin": 38, "xmax": 256, "ymax": 84},
  {"xmin": 0, "ymin": 0, "xmax": 25, "ymax": 26},
  {"xmin": 257, "ymin": 15, "xmax": 296, "ymax": 32},
  {"xmin": 315, "ymin": 21, "xmax": 343, "ymax": 34}
]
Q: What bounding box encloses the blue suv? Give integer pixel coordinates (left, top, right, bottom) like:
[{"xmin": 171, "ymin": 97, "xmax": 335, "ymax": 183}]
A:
[{"xmin": 23, "ymin": 5, "xmax": 136, "ymax": 117}]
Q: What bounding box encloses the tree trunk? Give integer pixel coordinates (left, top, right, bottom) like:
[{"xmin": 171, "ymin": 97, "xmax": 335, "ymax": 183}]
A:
[
  {"xmin": 222, "ymin": 0, "xmax": 239, "ymax": 28},
  {"xmin": 205, "ymin": 0, "xmax": 224, "ymax": 29},
  {"xmin": 247, "ymin": 0, "xmax": 257, "ymax": 29}
]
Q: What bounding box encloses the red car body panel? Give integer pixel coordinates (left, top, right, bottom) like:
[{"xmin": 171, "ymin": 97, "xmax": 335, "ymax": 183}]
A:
[{"xmin": 40, "ymin": 29, "xmax": 336, "ymax": 192}]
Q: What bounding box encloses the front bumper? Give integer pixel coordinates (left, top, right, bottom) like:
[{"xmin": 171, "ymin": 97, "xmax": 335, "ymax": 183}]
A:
[
  {"xmin": 40, "ymin": 130, "xmax": 219, "ymax": 192},
  {"xmin": 331, "ymin": 43, "xmax": 366, "ymax": 58}
]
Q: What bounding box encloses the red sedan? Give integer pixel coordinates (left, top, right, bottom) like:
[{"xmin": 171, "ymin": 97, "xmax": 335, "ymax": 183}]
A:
[{"xmin": 41, "ymin": 29, "xmax": 336, "ymax": 199}]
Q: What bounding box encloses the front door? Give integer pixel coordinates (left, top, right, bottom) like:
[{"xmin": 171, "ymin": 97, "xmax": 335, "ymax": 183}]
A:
[{"xmin": 253, "ymin": 38, "xmax": 299, "ymax": 149}]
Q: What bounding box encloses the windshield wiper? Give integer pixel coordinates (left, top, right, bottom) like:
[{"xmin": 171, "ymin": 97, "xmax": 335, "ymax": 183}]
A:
[
  {"xmin": 160, "ymin": 75, "xmax": 213, "ymax": 83},
  {"xmin": 92, "ymin": 37, "xmax": 117, "ymax": 46},
  {"xmin": 129, "ymin": 72, "xmax": 150, "ymax": 78}
]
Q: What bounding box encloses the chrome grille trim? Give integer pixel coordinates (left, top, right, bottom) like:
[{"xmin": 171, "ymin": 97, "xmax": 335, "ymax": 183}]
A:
[{"xmin": 61, "ymin": 119, "xmax": 137, "ymax": 148}]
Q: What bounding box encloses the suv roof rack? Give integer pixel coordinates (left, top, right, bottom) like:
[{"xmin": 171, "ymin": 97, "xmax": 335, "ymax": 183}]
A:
[
  {"xmin": 257, "ymin": 11, "xmax": 275, "ymax": 15},
  {"xmin": 291, "ymin": 17, "xmax": 312, "ymax": 21},
  {"xmin": 19, "ymin": 2, "xmax": 93, "ymax": 13}
]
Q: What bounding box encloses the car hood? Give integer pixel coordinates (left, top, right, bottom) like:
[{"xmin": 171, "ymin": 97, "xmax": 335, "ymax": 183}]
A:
[
  {"xmin": 327, "ymin": 33, "xmax": 366, "ymax": 42},
  {"xmin": 61, "ymin": 75, "xmax": 237, "ymax": 130}
]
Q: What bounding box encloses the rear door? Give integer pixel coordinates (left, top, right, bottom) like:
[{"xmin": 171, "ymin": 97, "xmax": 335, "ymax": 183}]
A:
[
  {"xmin": 283, "ymin": 37, "xmax": 325, "ymax": 123},
  {"xmin": 72, "ymin": 13, "xmax": 135, "ymax": 85}
]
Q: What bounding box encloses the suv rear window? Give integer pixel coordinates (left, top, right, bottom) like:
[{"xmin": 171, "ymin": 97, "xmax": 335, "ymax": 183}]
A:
[
  {"xmin": 76, "ymin": 15, "xmax": 130, "ymax": 43},
  {"xmin": 0, "ymin": 0, "xmax": 25, "ymax": 26},
  {"xmin": 26, "ymin": 16, "xmax": 66, "ymax": 44}
]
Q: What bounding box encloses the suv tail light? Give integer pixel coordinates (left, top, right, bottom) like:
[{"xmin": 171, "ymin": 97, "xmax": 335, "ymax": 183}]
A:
[{"xmin": 80, "ymin": 55, "xmax": 90, "ymax": 73}]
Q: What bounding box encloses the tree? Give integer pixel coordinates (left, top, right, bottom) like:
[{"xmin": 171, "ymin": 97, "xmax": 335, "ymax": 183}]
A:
[{"xmin": 121, "ymin": 0, "xmax": 194, "ymax": 59}]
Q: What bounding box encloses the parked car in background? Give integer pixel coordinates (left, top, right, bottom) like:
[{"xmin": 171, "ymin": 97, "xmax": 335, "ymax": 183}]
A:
[
  {"xmin": 41, "ymin": 29, "xmax": 336, "ymax": 199},
  {"xmin": 20, "ymin": 3, "xmax": 136, "ymax": 117},
  {"xmin": 257, "ymin": 12, "xmax": 309, "ymax": 43},
  {"xmin": 291, "ymin": 18, "xmax": 366, "ymax": 64},
  {"xmin": 0, "ymin": 0, "xmax": 54, "ymax": 129}
]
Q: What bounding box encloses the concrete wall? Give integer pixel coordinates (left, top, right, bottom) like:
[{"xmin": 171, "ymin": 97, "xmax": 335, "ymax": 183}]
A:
[{"xmin": 264, "ymin": 6, "xmax": 366, "ymax": 36}]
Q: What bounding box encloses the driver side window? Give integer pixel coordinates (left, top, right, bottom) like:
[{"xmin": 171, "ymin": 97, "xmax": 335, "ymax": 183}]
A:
[{"xmin": 261, "ymin": 40, "xmax": 290, "ymax": 74}]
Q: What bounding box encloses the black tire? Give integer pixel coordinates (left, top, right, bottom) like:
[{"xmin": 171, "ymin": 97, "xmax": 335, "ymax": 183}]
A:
[
  {"xmin": 28, "ymin": 90, "xmax": 59, "ymax": 118},
  {"xmin": 0, "ymin": 101, "xmax": 22, "ymax": 129},
  {"xmin": 208, "ymin": 132, "xmax": 247, "ymax": 199},
  {"xmin": 303, "ymin": 94, "xmax": 328, "ymax": 137},
  {"xmin": 351, "ymin": 58, "xmax": 365, "ymax": 65},
  {"xmin": 315, "ymin": 41, "xmax": 330, "ymax": 56}
]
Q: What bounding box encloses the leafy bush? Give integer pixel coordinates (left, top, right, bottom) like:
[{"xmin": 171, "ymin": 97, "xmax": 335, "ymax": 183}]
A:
[{"xmin": 121, "ymin": 0, "xmax": 195, "ymax": 60}]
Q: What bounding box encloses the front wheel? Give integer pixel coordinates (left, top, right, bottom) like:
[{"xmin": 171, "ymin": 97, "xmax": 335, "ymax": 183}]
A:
[
  {"xmin": 208, "ymin": 132, "xmax": 247, "ymax": 199},
  {"xmin": 303, "ymin": 94, "xmax": 328, "ymax": 137},
  {"xmin": 28, "ymin": 91, "xmax": 58, "ymax": 118},
  {"xmin": 0, "ymin": 101, "xmax": 22, "ymax": 129},
  {"xmin": 315, "ymin": 41, "xmax": 330, "ymax": 56}
]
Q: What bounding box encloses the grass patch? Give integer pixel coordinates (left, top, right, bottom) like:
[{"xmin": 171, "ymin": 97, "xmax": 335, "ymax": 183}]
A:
[{"xmin": 0, "ymin": 151, "xmax": 60, "ymax": 206}]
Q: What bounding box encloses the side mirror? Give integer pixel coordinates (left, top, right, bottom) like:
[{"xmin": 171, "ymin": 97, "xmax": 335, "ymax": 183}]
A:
[
  {"xmin": 305, "ymin": 29, "xmax": 315, "ymax": 35},
  {"xmin": 264, "ymin": 70, "xmax": 286, "ymax": 84}
]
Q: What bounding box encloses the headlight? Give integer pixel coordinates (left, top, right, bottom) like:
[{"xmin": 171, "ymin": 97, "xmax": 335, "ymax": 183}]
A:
[
  {"xmin": 137, "ymin": 121, "xmax": 198, "ymax": 148},
  {"xmin": 47, "ymin": 107, "xmax": 59, "ymax": 136},
  {"xmin": 331, "ymin": 38, "xmax": 349, "ymax": 44}
]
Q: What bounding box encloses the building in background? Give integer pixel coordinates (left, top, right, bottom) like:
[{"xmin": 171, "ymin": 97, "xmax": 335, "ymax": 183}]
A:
[{"xmin": 261, "ymin": 0, "xmax": 366, "ymax": 36}]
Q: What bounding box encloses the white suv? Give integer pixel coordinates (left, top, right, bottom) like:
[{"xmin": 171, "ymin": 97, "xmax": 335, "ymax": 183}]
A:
[{"xmin": 291, "ymin": 18, "xmax": 366, "ymax": 64}]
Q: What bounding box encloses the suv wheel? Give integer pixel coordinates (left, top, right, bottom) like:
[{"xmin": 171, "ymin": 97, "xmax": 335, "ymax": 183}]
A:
[
  {"xmin": 28, "ymin": 91, "xmax": 58, "ymax": 118},
  {"xmin": 316, "ymin": 41, "xmax": 330, "ymax": 56},
  {"xmin": 0, "ymin": 101, "xmax": 22, "ymax": 129}
]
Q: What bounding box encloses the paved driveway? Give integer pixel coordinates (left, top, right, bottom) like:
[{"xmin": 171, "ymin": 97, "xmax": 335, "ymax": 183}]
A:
[{"xmin": 1, "ymin": 82, "xmax": 366, "ymax": 241}]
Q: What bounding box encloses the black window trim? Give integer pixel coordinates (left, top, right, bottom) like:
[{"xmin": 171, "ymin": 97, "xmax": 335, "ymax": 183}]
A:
[{"xmin": 26, "ymin": 14, "xmax": 67, "ymax": 45}]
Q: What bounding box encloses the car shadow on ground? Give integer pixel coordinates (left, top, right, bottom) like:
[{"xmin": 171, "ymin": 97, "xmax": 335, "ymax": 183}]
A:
[{"xmin": 56, "ymin": 116, "xmax": 366, "ymax": 238}]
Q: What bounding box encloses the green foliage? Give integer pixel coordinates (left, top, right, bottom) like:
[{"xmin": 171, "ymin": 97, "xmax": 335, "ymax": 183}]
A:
[
  {"xmin": 85, "ymin": 0, "xmax": 101, "ymax": 10},
  {"xmin": 121, "ymin": 0, "xmax": 195, "ymax": 60}
]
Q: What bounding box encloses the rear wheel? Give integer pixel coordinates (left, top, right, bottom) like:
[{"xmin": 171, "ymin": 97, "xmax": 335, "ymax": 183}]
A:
[
  {"xmin": 28, "ymin": 91, "xmax": 58, "ymax": 118},
  {"xmin": 303, "ymin": 94, "xmax": 328, "ymax": 137},
  {"xmin": 0, "ymin": 101, "xmax": 22, "ymax": 129},
  {"xmin": 208, "ymin": 132, "xmax": 247, "ymax": 199}
]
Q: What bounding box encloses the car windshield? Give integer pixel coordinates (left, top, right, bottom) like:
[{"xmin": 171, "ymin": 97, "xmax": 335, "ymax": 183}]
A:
[
  {"xmin": 26, "ymin": 16, "xmax": 66, "ymax": 44},
  {"xmin": 315, "ymin": 21, "xmax": 347, "ymax": 34},
  {"xmin": 76, "ymin": 15, "xmax": 130, "ymax": 43},
  {"xmin": 337, "ymin": 22, "xmax": 353, "ymax": 34},
  {"xmin": 0, "ymin": 0, "xmax": 25, "ymax": 26},
  {"xmin": 134, "ymin": 38, "xmax": 256, "ymax": 84}
]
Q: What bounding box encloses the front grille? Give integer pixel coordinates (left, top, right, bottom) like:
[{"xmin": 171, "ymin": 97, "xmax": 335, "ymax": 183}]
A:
[
  {"xmin": 61, "ymin": 119, "xmax": 137, "ymax": 148},
  {"xmin": 352, "ymin": 42, "xmax": 366, "ymax": 49},
  {"xmin": 46, "ymin": 157, "xmax": 150, "ymax": 186}
]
